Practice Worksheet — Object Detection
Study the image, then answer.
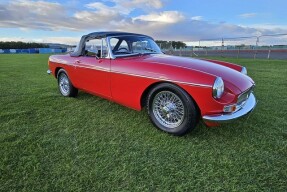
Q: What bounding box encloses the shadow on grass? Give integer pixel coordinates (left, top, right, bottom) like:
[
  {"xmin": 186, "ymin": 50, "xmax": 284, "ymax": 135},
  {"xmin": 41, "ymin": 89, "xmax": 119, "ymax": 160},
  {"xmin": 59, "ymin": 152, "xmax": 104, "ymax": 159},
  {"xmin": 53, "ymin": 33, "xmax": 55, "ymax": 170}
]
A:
[{"xmin": 72, "ymin": 91, "xmax": 258, "ymax": 141}]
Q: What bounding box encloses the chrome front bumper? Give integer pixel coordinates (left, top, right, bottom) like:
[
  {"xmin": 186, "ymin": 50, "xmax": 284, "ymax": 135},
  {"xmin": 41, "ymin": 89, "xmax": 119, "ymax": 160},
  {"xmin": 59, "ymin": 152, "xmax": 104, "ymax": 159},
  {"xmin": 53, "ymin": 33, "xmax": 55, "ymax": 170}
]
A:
[
  {"xmin": 203, "ymin": 93, "xmax": 257, "ymax": 123},
  {"xmin": 47, "ymin": 69, "xmax": 52, "ymax": 75}
]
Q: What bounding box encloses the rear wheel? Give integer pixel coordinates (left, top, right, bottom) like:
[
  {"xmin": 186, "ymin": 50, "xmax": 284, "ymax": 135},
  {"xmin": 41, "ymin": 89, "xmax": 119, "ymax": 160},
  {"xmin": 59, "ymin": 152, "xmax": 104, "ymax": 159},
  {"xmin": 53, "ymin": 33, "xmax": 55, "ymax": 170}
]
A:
[
  {"xmin": 147, "ymin": 83, "xmax": 198, "ymax": 136},
  {"xmin": 57, "ymin": 69, "xmax": 78, "ymax": 97}
]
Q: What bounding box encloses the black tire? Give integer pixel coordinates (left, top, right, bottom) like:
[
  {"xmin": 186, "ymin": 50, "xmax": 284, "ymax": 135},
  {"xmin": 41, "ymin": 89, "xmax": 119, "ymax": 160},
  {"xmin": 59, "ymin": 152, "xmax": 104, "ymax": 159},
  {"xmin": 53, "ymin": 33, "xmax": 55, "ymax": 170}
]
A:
[
  {"xmin": 147, "ymin": 83, "xmax": 198, "ymax": 136},
  {"xmin": 57, "ymin": 69, "xmax": 78, "ymax": 97}
]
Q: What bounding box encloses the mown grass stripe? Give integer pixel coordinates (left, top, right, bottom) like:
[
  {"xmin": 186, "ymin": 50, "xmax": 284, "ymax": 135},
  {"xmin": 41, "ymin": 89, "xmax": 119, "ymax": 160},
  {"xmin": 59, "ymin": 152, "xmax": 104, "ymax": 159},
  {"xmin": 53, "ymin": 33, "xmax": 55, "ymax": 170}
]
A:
[{"xmin": 0, "ymin": 54, "xmax": 286, "ymax": 191}]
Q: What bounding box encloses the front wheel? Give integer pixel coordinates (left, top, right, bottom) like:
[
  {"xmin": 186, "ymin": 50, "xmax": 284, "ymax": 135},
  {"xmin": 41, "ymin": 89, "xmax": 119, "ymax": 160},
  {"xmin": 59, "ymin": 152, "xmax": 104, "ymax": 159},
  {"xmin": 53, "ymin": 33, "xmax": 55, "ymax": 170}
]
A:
[
  {"xmin": 147, "ymin": 83, "xmax": 198, "ymax": 136},
  {"xmin": 57, "ymin": 69, "xmax": 78, "ymax": 97}
]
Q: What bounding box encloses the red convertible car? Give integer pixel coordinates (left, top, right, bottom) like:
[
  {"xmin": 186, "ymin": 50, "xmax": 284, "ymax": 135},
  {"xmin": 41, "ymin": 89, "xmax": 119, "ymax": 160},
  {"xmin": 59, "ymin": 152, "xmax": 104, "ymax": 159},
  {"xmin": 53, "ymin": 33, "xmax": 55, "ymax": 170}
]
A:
[{"xmin": 48, "ymin": 31, "xmax": 256, "ymax": 135}]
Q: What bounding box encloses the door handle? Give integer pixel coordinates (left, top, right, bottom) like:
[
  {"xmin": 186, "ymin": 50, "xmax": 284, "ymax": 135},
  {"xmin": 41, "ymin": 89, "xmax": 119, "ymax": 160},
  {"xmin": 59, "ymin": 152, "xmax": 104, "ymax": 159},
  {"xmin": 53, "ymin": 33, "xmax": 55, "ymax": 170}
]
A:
[{"xmin": 75, "ymin": 60, "xmax": 81, "ymax": 63}]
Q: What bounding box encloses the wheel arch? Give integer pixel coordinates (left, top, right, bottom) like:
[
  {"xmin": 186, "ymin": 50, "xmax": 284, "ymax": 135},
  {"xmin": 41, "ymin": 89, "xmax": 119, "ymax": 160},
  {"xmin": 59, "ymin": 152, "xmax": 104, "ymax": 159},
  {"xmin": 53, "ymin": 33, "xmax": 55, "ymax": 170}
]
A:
[
  {"xmin": 140, "ymin": 81, "xmax": 201, "ymax": 117},
  {"xmin": 140, "ymin": 81, "xmax": 164, "ymax": 109},
  {"xmin": 55, "ymin": 67, "xmax": 63, "ymax": 78}
]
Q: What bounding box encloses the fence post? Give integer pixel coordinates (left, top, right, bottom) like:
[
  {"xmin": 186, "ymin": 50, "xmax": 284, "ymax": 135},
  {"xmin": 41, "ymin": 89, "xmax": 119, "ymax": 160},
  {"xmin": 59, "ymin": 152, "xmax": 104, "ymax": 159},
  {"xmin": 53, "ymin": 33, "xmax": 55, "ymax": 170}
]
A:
[
  {"xmin": 237, "ymin": 48, "xmax": 240, "ymax": 58},
  {"xmin": 221, "ymin": 38, "xmax": 224, "ymax": 57},
  {"xmin": 191, "ymin": 47, "xmax": 193, "ymax": 57},
  {"xmin": 253, "ymin": 46, "xmax": 257, "ymax": 59},
  {"xmin": 254, "ymin": 36, "xmax": 259, "ymax": 59},
  {"xmin": 267, "ymin": 49, "xmax": 271, "ymax": 59}
]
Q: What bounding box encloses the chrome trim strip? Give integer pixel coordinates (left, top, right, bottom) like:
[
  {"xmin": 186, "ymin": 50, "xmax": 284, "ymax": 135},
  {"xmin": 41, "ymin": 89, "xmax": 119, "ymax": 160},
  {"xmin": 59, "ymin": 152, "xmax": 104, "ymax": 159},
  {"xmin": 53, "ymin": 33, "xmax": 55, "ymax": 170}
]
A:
[
  {"xmin": 111, "ymin": 70, "xmax": 212, "ymax": 87},
  {"xmin": 101, "ymin": 38, "xmax": 103, "ymax": 58},
  {"xmin": 111, "ymin": 53, "xmax": 140, "ymax": 58},
  {"xmin": 203, "ymin": 93, "xmax": 257, "ymax": 123},
  {"xmin": 52, "ymin": 60, "xmax": 212, "ymax": 88},
  {"xmin": 103, "ymin": 36, "xmax": 213, "ymax": 87},
  {"xmin": 238, "ymin": 85, "xmax": 255, "ymax": 102},
  {"xmin": 148, "ymin": 60, "xmax": 215, "ymax": 78},
  {"xmin": 75, "ymin": 64, "xmax": 110, "ymax": 72},
  {"xmin": 106, "ymin": 37, "xmax": 115, "ymax": 59}
]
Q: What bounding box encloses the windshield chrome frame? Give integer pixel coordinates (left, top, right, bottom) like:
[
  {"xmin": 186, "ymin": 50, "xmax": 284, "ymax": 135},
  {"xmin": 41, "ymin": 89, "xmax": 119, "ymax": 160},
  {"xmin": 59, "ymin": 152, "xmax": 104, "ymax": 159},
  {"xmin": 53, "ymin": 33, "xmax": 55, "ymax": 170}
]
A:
[{"xmin": 106, "ymin": 35, "xmax": 162, "ymax": 59}]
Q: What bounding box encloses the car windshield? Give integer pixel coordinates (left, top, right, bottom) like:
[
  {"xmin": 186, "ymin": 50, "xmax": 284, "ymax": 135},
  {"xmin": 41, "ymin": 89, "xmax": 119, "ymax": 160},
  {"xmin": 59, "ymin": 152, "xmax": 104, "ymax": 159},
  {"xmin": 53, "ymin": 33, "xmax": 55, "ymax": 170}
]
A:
[{"xmin": 109, "ymin": 35, "xmax": 162, "ymax": 57}]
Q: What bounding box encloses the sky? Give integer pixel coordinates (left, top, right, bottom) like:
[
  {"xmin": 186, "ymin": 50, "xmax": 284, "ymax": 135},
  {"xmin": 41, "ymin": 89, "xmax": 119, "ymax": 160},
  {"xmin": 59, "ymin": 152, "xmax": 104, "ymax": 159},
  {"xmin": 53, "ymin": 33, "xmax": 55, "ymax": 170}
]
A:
[{"xmin": 0, "ymin": 0, "xmax": 286, "ymax": 45}]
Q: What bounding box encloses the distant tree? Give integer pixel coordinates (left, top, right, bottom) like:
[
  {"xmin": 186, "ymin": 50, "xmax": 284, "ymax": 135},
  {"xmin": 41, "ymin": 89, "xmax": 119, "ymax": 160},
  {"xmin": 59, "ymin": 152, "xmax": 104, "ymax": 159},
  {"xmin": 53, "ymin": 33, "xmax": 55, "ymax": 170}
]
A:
[
  {"xmin": 155, "ymin": 40, "xmax": 170, "ymax": 49},
  {"xmin": 0, "ymin": 41, "xmax": 49, "ymax": 49},
  {"xmin": 155, "ymin": 40, "xmax": 187, "ymax": 49},
  {"xmin": 171, "ymin": 41, "xmax": 187, "ymax": 49},
  {"xmin": 235, "ymin": 44, "xmax": 245, "ymax": 48}
]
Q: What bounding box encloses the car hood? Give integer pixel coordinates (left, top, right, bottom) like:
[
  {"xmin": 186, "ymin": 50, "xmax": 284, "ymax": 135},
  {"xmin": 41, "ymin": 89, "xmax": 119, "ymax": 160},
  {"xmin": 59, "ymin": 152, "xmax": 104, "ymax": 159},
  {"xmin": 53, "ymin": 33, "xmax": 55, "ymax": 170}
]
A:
[{"xmin": 142, "ymin": 54, "xmax": 254, "ymax": 93}]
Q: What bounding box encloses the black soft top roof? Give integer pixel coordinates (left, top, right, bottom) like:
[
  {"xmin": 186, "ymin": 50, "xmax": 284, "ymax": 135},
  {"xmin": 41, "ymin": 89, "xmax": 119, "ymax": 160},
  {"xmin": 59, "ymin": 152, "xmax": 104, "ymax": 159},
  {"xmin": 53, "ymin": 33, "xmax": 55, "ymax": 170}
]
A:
[
  {"xmin": 70, "ymin": 31, "xmax": 153, "ymax": 57},
  {"xmin": 85, "ymin": 31, "xmax": 152, "ymax": 39}
]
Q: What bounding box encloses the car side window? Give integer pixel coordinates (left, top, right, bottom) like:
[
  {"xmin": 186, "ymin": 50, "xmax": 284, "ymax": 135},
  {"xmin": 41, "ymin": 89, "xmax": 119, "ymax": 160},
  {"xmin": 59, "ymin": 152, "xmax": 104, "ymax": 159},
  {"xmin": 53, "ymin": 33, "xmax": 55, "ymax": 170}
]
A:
[
  {"xmin": 110, "ymin": 38, "xmax": 130, "ymax": 54},
  {"xmin": 119, "ymin": 40, "xmax": 128, "ymax": 50},
  {"xmin": 85, "ymin": 38, "xmax": 108, "ymax": 58},
  {"xmin": 109, "ymin": 38, "xmax": 119, "ymax": 50}
]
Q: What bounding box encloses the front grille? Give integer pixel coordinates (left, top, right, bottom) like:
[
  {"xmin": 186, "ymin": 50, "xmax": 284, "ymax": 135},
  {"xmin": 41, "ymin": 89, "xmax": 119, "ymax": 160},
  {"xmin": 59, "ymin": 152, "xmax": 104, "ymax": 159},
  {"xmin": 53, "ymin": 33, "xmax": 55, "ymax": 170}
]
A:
[{"xmin": 237, "ymin": 86, "xmax": 254, "ymax": 105}]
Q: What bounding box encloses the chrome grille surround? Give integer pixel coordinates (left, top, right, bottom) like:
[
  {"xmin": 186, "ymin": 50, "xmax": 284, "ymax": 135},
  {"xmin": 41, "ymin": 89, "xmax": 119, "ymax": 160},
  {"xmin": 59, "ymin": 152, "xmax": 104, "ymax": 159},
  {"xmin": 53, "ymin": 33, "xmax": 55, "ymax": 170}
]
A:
[{"xmin": 236, "ymin": 85, "xmax": 255, "ymax": 110}]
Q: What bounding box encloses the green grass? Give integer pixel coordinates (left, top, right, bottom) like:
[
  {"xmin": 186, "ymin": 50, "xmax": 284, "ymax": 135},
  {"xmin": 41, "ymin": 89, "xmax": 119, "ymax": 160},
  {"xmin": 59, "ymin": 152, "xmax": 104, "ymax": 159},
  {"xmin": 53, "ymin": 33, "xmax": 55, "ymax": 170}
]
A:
[{"xmin": 0, "ymin": 54, "xmax": 286, "ymax": 191}]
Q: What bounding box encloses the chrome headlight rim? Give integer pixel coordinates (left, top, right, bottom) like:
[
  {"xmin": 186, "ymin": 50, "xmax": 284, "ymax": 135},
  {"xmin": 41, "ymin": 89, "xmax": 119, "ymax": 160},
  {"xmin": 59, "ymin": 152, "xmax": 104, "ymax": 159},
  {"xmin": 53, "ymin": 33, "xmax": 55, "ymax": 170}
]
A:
[
  {"xmin": 241, "ymin": 66, "xmax": 247, "ymax": 75},
  {"xmin": 212, "ymin": 77, "xmax": 224, "ymax": 99}
]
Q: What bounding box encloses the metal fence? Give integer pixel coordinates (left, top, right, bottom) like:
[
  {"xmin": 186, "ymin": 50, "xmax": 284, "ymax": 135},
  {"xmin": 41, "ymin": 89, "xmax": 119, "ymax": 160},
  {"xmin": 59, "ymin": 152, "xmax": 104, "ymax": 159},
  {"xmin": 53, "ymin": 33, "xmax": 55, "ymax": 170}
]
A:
[
  {"xmin": 1, "ymin": 34, "xmax": 286, "ymax": 59},
  {"xmin": 0, "ymin": 48, "xmax": 67, "ymax": 54},
  {"xmin": 162, "ymin": 34, "xmax": 287, "ymax": 60}
]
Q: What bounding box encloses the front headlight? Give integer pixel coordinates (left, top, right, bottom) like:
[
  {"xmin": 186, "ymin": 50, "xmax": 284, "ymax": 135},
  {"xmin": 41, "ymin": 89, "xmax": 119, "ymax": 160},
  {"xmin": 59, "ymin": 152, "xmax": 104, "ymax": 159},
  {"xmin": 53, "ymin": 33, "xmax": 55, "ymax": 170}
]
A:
[
  {"xmin": 212, "ymin": 77, "xmax": 224, "ymax": 99},
  {"xmin": 241, "ymin": 67, "xmax": 247, "ymax": 75}
]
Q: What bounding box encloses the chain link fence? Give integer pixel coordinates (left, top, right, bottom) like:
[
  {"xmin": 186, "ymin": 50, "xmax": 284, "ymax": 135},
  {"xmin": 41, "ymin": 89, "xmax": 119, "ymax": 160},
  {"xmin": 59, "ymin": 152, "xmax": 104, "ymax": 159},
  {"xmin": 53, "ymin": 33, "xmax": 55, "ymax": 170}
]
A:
[{"xmin": 162, "ymin": 34, "xmax": 287, "ymax": 60}]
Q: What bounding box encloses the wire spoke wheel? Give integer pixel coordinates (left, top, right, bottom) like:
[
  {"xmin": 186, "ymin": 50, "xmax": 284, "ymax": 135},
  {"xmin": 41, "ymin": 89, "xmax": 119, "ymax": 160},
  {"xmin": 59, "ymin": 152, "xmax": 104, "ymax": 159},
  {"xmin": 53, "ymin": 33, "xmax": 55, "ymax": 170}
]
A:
[
  {"xmin": 57, "ymin": 69, "xmax": 78, "ymax": 97},
  {"xmin": 59, "ymin": 73, "xmax": 70, "ymax": 95},
  {"xmin": 152, "ymin": 91, "xmax": 185, "ymax": 129},
  {"xmin": 148, "ymin": 83, "xmax": 198, "ymax": 135}
]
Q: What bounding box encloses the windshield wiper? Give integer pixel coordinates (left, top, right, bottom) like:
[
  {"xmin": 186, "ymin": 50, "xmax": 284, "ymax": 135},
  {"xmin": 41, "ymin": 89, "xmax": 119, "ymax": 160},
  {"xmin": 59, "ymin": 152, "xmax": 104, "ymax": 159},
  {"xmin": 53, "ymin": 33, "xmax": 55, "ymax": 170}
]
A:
[
  {"xmin": 144, "ymin": 48, "xmax": 157, "ymax": 52},
  {"xmin": 114, "ymin": 52, "xmax": 141, "ymax": 58}
]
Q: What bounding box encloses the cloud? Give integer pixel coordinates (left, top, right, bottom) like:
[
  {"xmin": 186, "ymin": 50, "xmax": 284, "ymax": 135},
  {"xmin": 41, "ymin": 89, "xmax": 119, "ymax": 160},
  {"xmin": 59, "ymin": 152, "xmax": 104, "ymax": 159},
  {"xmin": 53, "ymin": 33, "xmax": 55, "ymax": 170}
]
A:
[
  {"xmin": 86, "ymin": 0, "xmax": 163, "ymax": 14},
  {"xmin": 0, "ymin": 36, "xmax": 80, "ymax": 44},
  {"xmin": 191, "ymin": 16, "xmax": 203, "ymax": 21},
  {"xmin": 113, "ymin": 0, "xmax": 163, "ymax": 9},
  {"xmin": 0, "ymin": 0, "xmax": 286, "ymax": 44},
  {"xmin": 246, "ymin": 24, "xmax": 287, "ymax": 31},
  {"xmin": 85, "ymin": 2, "xmax": 127, "ymax": 15},
  {"xmin": 239, "ymin": 13, "xmax": 257, "ymax": 18},
  {"xmin": 45, "ymin": 36, "xmax": 81, "ymax": 44},
  {"xmin": 0, "ymin": 0, "xmax": 79, "ymax": 31},
  {"xmin": 133, "ymin": 11, "xmax": 184, "ymax": 23}
]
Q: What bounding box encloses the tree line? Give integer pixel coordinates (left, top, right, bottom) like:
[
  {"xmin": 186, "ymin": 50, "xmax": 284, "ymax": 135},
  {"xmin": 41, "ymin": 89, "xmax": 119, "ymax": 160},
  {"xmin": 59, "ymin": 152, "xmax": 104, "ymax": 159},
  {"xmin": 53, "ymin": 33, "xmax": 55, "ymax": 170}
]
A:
[
  {"xmin": 155, "ymin": 40, "xmax": 187, "ymax": 49},
  {"xmin": 0, "ymin": 40, "xmax": 187, "ymax": 50},
  {"xmin": 0, "ymin": 41, "xmax": 49, "ymax": 49}
]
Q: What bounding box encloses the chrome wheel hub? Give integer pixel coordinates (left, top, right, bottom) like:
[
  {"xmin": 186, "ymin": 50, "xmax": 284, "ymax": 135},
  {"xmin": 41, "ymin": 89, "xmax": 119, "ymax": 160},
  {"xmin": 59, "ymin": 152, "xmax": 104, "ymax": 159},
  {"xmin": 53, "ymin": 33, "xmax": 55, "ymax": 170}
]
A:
[
  {"xmin": 59, "ymin": 74, "xmax": 69, "ymax": 94},
  {"xmin": 152, "ymin": 91, "xmax": 185, "ymax": 129}
]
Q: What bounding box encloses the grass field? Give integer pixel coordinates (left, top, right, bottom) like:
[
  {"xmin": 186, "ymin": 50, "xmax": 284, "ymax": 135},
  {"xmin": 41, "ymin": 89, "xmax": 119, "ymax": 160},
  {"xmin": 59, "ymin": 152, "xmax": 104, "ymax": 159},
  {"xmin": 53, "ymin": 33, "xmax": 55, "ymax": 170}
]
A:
[{"xmin": 0, "ymin": 54, "xmax": 286, "ymax": 191}]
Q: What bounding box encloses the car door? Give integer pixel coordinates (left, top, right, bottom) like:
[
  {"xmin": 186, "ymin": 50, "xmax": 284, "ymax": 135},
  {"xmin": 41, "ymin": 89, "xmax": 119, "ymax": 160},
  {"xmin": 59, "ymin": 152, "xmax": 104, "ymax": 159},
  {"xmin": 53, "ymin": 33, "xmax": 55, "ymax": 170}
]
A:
[
  {"xmin": 109, "ymin": 37, "xmax": 157, "ymax": 110},
  {"xmin": 73, "ymin": 38, "xmax": 111, "ymax": 99}
]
